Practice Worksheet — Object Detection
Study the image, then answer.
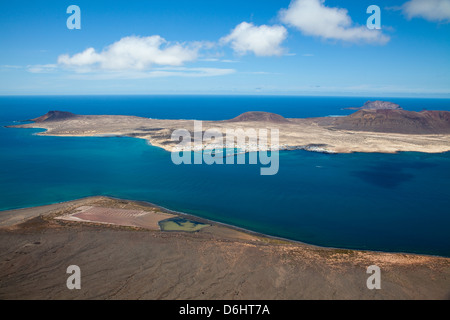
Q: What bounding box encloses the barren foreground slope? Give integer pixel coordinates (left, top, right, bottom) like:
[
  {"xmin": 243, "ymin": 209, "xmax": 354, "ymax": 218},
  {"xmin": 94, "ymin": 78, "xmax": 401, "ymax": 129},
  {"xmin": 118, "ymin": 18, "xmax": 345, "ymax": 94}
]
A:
[{"xmin": 0, "ymin": 197, "xmax": 449, "ymax": 300}]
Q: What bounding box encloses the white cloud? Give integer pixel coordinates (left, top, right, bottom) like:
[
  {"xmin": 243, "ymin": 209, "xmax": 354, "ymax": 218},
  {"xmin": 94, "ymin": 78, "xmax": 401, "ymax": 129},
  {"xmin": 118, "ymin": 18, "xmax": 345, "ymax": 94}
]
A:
[
  {"xmin": 402, "ymin": 0, "xmax": 450, "ymax": 22},
  {"xmin": 0, "ymin": 65, "xmax": 23, "ymax": 69},
  {"xmin": 220, "ymin": 59, "xmax": 239, "ymax": 63},
  {"xmin": 200, "ymin": 58, "xmax": 220, "ymax": 62},
  {"xmin": 221, "ymin": 22, "xmax": 288, "ymax": 56},
  {"xmin": 279, "ymin": 0, "xmax": 389, "ymax": 44},
  {"xmin": 134, "ymin": 67, "xmax": 236, "ymax": 78},
  {"xmin": 66, "ymin": 67, "xmax": 236, "ymax": 80},
  {"xmin": 26, "ymin": 35, "xmax": 235, "ymax": 79},
  {"xmin": 58, "ymin": 35, "xmax": 200, "ymax": 71},
  {"xmin": 199, "ymin": 58, "xmax": 239, "ymax": 63},
  {"xmin": 27, "ymin": 64, "xmax": 58, "ymax": 73}
]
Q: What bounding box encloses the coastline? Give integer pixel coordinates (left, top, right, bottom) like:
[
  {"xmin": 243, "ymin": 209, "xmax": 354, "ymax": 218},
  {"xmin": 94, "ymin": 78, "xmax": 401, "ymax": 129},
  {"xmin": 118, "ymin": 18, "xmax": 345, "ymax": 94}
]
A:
[
  {"xmin": 1, "ymin": 195, "xmax": 448, "ymax": 259},
  {"xmin": 1, "ymin": 196, "xmax": 449, "ymax": 300},
  {"xmin": 2, "ymin": 124, "xmax": 449, "ymax": 257},
  {"xmin": 2, "ymin": 111, "xmax": 450, "ymax": 299},
  {"xmin": 6, "ymin": 124, "xmax": 450, "ymax": 160},
  {"xmin": 7, "ymin": 112, "xmax": 450, "ymax": 154}
]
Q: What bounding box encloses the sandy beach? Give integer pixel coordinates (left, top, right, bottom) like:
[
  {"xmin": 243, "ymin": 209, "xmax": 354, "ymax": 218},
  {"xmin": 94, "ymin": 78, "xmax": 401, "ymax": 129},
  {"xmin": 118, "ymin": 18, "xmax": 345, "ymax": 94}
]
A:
[{"xmin": 0, "ymin": 196, "xmax": 449, "ymax": 300}]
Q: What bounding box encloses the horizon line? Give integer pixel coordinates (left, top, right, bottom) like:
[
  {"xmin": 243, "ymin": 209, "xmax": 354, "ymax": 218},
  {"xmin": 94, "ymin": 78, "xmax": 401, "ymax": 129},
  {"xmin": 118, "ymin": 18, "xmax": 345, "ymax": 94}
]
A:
[{"xmin": 1, "ymin": 93, "xmax": 450, "ymax": 99}]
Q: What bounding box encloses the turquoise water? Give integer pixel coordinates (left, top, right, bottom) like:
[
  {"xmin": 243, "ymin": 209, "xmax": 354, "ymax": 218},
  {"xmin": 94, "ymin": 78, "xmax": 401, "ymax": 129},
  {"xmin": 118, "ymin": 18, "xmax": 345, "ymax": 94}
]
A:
[{"xmin": 0, "ymin": 96, "xmax": 449, "ymax": 256}]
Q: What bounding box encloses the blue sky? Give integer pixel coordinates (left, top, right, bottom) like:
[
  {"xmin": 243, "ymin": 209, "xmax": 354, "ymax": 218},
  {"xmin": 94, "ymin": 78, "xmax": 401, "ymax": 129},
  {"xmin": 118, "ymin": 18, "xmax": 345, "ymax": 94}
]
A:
[{"xmin": 0, "ymin": 0, "xmax": 449, "ymax": 97}]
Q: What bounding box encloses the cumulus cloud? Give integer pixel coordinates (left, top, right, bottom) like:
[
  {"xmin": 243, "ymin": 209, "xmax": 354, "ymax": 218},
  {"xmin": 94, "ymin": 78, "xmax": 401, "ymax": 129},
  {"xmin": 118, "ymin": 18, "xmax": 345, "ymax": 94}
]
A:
[
  {"xmin": 24, "ymin": 35, "xmax": 236, "ymax": 79},
  {"xmin": 279, "ymin": 0, "xmax": 389, "ymax": 44},
  {"xmin": 221, "ymin": 22, "xmax": 288, "ymax": 56},
  {"xmin": 402, "ymin": 0, "xmax": 450, "ymax": 22},
  {"xmin": 58, "ymin": 35, "xmax": 200, "ymax": 71}
]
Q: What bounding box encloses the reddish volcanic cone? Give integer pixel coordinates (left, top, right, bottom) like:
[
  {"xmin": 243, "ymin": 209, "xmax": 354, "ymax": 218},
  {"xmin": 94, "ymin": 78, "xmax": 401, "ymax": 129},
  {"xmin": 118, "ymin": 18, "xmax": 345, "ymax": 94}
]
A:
[{"xmin": 31, "ymin": 111, "xmax": 79, "ymax": 123}]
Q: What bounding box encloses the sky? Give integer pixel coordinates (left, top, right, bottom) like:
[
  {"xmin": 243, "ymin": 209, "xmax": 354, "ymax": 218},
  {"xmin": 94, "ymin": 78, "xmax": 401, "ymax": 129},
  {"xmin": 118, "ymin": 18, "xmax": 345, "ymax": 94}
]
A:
[{"xmin": 0, "ymin": 0, "xmax": 449, "ymax": 97}]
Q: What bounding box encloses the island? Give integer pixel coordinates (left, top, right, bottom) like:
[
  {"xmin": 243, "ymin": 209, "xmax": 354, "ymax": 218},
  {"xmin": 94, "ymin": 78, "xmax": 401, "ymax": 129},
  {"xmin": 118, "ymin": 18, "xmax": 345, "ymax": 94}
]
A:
[
  {"xmin": 2, "ymin": 102, "xmax": 450, "ymax": 300},
  {"xmin": 344, "ymin": 100, "xmax": 402, "ymax": 111},
  {"xmin": 7, "ymin": 103, "xmax": 450, "ymax": 155}
]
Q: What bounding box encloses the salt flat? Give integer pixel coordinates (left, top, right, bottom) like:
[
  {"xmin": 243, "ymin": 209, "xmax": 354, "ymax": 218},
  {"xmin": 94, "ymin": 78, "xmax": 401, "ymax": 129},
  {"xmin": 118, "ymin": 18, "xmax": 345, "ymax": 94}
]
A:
[{"xmin": 56, "ymin": 206, "xmax": 175, "ymax": 230}]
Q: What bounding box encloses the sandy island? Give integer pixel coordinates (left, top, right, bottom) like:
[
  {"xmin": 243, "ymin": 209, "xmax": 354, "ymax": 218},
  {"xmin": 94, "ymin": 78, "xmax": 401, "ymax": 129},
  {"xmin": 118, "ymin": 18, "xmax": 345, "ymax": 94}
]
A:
[
  {"xmin": 8, "ymin": 110, "xmax": 450, "ymax": 154},
  {"xmin": 0, "ymin": 196, "xmax": 449, "ymax": 300}
]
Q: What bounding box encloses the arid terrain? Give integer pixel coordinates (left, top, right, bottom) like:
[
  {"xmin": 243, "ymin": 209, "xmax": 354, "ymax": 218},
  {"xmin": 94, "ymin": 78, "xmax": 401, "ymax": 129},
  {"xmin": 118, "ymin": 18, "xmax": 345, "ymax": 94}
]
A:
[
  {"xmin": 2, "ymin": 105, "xmax": 450, "ymax": 300},
  {"xmin": 0, "ymin": 197, "xmax": 449, "ymax": 300},
  {"xmin": 8, "ymin": 107, "xmax": 450, "ymax": 154}
]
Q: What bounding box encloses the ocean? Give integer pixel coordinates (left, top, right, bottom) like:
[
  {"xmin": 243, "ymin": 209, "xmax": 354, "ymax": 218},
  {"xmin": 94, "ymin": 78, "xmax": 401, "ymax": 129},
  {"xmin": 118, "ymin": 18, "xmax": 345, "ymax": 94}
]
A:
[{"xmin": 0, "ymin": 95, "xmax": 449, "ymax": 256}]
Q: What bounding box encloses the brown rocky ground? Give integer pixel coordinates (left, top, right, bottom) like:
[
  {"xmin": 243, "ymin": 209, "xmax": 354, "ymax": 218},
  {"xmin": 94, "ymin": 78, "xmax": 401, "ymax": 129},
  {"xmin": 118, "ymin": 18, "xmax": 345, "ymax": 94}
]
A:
[{"xmin": 0, "ymin": 197, "xmax": 449, "ymax": 300}]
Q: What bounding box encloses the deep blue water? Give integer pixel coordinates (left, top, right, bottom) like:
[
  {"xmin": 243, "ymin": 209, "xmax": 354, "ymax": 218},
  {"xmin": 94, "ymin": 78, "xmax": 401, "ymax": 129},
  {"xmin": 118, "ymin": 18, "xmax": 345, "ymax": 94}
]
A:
[{"xmin": 0, "ymin": 96, "xmax": 449, "ymax": 257}]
